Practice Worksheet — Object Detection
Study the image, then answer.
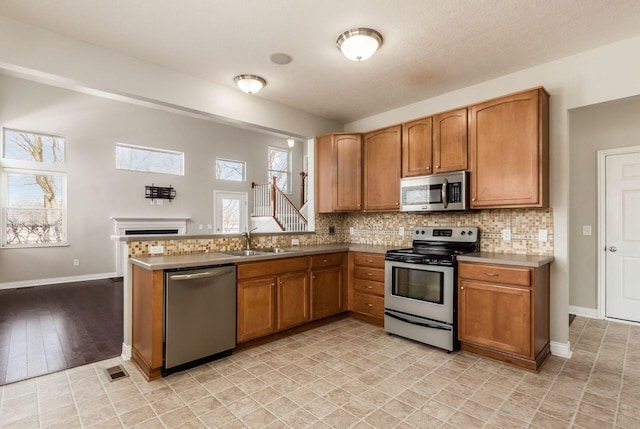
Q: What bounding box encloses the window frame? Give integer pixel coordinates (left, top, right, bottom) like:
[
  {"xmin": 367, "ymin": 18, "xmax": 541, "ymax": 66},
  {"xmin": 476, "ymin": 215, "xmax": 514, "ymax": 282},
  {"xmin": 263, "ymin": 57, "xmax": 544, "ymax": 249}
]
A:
[
  {"xmin": 115, "ymin": 142, "xmax": 185, "ymax": 176},
  {"xmin": 215, "ymin": 158, "xmax": 246, "ymax": 182},
  {"xmin": 267, "ymin": 146, "xmax": 292, "ymax": 193},
  {"xmin": 213, "ymin": 190, "xmax": 248, "ymax": 234},
  {"xmin": 1, "ymin": 127, "xmax": 69, "ymax": 248}
]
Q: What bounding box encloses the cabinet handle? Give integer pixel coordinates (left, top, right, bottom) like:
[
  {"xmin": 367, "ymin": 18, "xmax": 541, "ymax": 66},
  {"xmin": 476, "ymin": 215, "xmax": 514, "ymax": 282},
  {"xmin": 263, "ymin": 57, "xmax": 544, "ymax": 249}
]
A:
[
  {"xmin": 396, "ymin": 202, "xmax": 399, "ymax": 205},
  {"xmin": 271, "ymin": 283, "xmax": 275, "ymax": 286},
  {"xmin": 365, "ymin": 303, "xmax": 373, "ymax": 307},
  {"xmin": 366, "ymin": 272, "xmax": 373, "ymax": 276},
  {"xmin": 426, "ymin": 166, "xmax": 430, "ymax": 170},
  {"xmin": 366, "ymin": 285, "xmax": 373, "ymax": 289},
  {"xmin": 472, "ymin": 198, "xmax": 476, "ymax": 202},
  {"xmin": 460, "ymin": 286, "xmax": 464, "ymax": 290},
  {"xmin": 280, "ymin": 281, "xmax": 283, "ymax": 285},
  {"xmin": 366, "ymin": 259, "xmax": 373, "ymax": 263},
  {"xmin": 484, "ymin": 273, "xmax": 499, "ymax": 277},
  {"xmin": 312, "ymin": 275, "xmax": 316, "ymax": 279},
  {"xmin": 323, "ymin": 259, "xmax": 328, "ymax": 263},
  {"xmin": 436, "ymin": 165, "xmax": 440, "ymax": 168}
]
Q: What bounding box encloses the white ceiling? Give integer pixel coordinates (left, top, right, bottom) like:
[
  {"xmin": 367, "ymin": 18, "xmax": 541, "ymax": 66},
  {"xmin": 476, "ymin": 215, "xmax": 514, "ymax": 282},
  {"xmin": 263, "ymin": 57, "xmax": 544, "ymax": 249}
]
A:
[{"xmin": 2, "ymin": 0, "xmax": 640, "ymax": 124}]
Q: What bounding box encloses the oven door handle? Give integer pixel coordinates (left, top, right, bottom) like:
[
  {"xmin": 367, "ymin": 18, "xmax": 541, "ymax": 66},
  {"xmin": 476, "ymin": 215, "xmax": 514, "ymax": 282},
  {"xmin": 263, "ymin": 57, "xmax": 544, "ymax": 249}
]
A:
[{"xmin": 384, "ymin": 311, "xmax": 452, "ymax": 331}]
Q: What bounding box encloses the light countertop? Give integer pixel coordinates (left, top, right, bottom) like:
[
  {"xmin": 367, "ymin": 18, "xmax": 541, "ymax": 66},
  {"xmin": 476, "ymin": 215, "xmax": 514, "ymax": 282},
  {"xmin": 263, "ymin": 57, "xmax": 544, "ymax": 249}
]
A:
[
  {"xmin": 457, "ymin": 252, "xmax": 554, "ymax": 268},
  {"xmin": 130, "ymin": 244, "xmax": 397, "ymax": 271}
]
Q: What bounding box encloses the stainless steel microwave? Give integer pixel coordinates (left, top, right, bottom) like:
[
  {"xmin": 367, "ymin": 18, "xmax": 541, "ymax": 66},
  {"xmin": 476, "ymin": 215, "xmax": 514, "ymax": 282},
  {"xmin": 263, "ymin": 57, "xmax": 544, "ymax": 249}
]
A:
[{"xmin": 400, "ymin": 171, "xmax": 470, "ymax": 212}]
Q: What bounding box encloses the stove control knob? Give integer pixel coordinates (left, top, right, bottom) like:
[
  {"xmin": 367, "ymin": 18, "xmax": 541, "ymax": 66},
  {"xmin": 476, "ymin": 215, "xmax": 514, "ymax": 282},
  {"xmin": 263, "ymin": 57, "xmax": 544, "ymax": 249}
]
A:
[
  {"xmin": 461, "ymin": 231, "xmax": 466, "ymax": 235},
  {"xmin": 420, "ymin": 230, "xmax": 425, "ymax": 234},
  {"xmin": 467, "ymin": 230, "xmax": 473, "ymax": 235}
]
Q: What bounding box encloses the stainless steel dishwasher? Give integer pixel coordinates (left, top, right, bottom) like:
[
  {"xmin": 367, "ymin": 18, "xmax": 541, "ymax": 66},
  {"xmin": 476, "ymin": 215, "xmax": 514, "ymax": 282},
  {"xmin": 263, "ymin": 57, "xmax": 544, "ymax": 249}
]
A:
[{"xmin": 163, "ymin": 264, "xmax": 236, "ymax": 375}]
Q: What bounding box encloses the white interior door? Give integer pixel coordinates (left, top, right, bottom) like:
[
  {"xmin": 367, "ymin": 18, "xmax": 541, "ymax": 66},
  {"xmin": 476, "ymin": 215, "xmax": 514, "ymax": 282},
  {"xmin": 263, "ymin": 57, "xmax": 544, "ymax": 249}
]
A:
[{"xmin": 605, "ymin": 151, "xmax": 640, "ymax": 322}]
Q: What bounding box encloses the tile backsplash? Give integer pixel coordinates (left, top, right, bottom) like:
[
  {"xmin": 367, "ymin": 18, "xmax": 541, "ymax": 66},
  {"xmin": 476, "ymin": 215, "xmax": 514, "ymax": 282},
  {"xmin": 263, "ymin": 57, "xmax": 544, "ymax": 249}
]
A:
[{"xmin": 126, "ymin": 208, "xmax": 553, "ymax": 258}]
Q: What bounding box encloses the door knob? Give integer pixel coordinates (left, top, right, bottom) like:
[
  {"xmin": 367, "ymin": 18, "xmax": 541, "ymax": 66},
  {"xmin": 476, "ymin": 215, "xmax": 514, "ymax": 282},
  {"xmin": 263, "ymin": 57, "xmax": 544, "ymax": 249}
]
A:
[{"xmin": 608, "ymin": 246, "xmax": 617, "ymax": 252}]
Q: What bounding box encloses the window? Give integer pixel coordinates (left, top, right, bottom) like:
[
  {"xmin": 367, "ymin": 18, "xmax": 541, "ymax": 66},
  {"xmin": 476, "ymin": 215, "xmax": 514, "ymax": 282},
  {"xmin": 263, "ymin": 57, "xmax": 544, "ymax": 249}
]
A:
[
  {"xmin": 213, "ymin": 191, "xmax": 247, "ymax": 234},
  {"xmin": 115, "ymin": 143, "xmax": 184, "ymax": 175},
  {"xmin": 268, "ymin": 147, "xmax": 291, "ymax": 193},
  {"xmin": 1, "ymin": 128, "xmax": 67, "ymax": 247},
  {"xmin": 215, "ymin": 158, "xmax": 245, "ymax": 181}
]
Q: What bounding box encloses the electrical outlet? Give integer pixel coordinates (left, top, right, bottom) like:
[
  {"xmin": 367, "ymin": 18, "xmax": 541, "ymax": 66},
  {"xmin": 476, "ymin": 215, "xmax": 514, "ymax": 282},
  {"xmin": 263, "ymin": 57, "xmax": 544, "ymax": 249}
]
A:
[
  {"xmin": 73, "ymin": 259, "xmax": 80, "ymax": 266},
  {"xmin": 149, "ymin": 245, "xmax": 164, "ymax": 254},
  {"xmin": 291, "ymin": 238, "xmax": 300, "ymax": 246},
  {"xmin": 329, "ymin": 226, "xmax": 336, "ymax": 234},
  {"xmin": 538, "ymin": 229, "xmax": 548, "ymax": 242},
  {"xmin": 399, "ymin": 226, "xmax": 405, "ymax": 235},
  {"xmin": 349, "ymin": 227, "xmax": 355, "ymax": 235},
  {"xmin": 583, "ymin": 225, "xmax": 592, "ymax": 236},
  {"xmin": 199, "ymin": 224, "xmax": 203, "ymax": 230},
  {"xmin": 502, "ymin": 228, "xmax": 511, "ymax": 241}
]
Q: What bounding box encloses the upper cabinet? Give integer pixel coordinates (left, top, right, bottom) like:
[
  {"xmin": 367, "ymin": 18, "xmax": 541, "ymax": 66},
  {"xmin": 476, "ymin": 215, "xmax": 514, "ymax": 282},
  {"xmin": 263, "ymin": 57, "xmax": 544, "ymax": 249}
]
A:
[
  {"xmin": 402, "ymin": 117, "xmax": 432, "ymax": 177},
  {"xmin": 316, "ymin": 133, "xmax": 362, "ymax": 213},
  {"xmin": 433, "ymin": 108, "xmax": 468, "ymax": 174},
  {"xmin": 469, "ymin": 88, "xmax": 549, "ymax": 208},
  {"xmin": 363, "ymin": 125, "xmax": 402, "ymax": 211},
  {"xmin": 402, "ymin": 108, "xmax": 468, "ymax": 177}
]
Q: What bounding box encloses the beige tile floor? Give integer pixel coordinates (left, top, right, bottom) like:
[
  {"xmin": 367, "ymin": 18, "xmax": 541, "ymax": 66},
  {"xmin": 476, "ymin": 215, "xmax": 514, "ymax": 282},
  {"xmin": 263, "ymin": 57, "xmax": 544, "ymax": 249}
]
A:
[{"xmin": 0, "ymin": 316, "xmax": 638, "ymax": 428}]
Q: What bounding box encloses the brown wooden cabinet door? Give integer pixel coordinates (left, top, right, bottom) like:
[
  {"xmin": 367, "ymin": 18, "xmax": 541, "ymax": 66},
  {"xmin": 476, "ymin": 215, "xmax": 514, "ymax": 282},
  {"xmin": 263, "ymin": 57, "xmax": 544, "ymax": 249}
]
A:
[
  {"xmin": 433, "ymin": 108, "xmax": 468, "ymax": 174},
  {"xmin": 469, "ymin": 88, "xmax": 548, "ymax": 208},
  {"xmin": 237, "ymin": 277, "xmax": 276, "ymax": 342},
  {"xmin": 363, "ymin": 125, "xmax": 401, "ymax": 211},
  {"xmin": 315, "ymin": 134, "xmax": 334, "ymax": 213},
  {"xmin": 311, "ymin": 267, "xmax": 343, "ymax": 320},
  {"xmin": 402, "ymin": 117, "xmax": 432, "ymax": 177},
  {"xmin": 334, "ymin": 134, "xmax": 362, "ymax": 211},
  {"xmin": 277, "ymin": 271, "xmax": 310, "ymax": 330},
  {"xmin": 458, "ymin": 280, "xmax": 532, "ymax": 357}
]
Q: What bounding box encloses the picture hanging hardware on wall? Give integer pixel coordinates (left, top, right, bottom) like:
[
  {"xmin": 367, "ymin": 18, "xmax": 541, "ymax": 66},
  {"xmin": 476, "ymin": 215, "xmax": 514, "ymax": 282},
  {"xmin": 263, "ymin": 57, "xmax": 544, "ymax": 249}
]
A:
[{"xmin": 145, "ymin": 184, "xmax": 176, "ymax": 201}]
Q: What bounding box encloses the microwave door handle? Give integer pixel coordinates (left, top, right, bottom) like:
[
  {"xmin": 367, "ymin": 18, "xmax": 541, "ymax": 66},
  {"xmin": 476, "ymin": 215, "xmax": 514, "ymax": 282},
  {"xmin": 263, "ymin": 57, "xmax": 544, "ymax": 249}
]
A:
[{"xmin": 441, "ymin": 178, "xmax": 449, "ymax": 208}]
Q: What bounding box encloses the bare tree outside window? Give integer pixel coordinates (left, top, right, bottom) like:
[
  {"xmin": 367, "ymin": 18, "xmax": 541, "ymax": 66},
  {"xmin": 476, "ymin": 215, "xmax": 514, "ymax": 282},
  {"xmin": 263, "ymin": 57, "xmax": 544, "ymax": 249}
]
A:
[
  {"xmin": 268, "ymin": 147, "xmax": 290, "ymax": 193},
  {"xmin": 216, "ymin": 159, "xmax": 245, "ymax": 181},
  {"xmin": 115, "ymin": 143, "xmax": 184, "ymax": 175},
  {"xmin": 2, "ymin": 129, "xmax": 66, "ymax": 245}
]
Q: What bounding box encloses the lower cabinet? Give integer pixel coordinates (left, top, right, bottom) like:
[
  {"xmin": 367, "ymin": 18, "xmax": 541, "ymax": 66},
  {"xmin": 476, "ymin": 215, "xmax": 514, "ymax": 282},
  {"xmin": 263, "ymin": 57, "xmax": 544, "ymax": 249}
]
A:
[
  {"xmin": 458, "ymin": 261, "xmax": 550, "ymax": 371},
  {"xmin": 348, "ymin": 252, "xmax": 386, "ymax": 325},
  {"xmin": 310, "ymin": 253, "xmax": 346, "ymax": 320},
  {"xmin": 237, "ymin": 253, "xmax": 345, "ymax": 343}
]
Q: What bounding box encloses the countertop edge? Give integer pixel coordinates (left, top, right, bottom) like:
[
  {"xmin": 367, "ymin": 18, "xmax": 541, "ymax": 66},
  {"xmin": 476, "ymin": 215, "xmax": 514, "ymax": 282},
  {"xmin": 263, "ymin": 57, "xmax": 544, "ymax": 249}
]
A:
[{"xmin": 457, "ymin": 252, "xmax": 554, "ymax": 268}]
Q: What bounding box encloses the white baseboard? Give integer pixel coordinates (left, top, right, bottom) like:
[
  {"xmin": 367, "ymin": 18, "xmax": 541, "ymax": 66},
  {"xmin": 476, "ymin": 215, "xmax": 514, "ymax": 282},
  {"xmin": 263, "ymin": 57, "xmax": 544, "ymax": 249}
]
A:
[
  {"xmin": 550, "ymin": 341, "xmax": 573, "ymax": 359},
  {"xmin": 0, "ymin": 272, "xmax": 119, "ymax": 290},
  {"xmin": 569, "ymin": 305, "xmax": 600, "ymax": 319},
  {"xmin": 121, "ymin": 343, "xmax": 132, "ymax": 361}
]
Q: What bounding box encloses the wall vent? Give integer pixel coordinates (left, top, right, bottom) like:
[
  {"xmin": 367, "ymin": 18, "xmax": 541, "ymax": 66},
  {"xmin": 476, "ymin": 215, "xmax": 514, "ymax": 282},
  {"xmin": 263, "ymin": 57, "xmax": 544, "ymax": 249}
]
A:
[{"xmin": 104, "ymin": 365, "xmax": 129, "ymax": 382}]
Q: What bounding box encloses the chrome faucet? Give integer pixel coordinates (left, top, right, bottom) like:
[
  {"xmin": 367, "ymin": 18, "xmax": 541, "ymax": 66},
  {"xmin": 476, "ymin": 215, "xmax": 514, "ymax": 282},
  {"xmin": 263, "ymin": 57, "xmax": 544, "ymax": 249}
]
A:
[{"xmin": 242, "ymin": 227, "xmax": 258, "ymax": 250}]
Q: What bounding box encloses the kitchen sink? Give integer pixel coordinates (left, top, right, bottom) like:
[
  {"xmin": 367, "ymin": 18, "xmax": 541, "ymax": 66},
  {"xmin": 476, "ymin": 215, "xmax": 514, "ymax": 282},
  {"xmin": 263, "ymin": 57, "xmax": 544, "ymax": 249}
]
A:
[
  {"xmin": 223, "ymin": 250, "xmax": 269, "ymax": 256},
  {"xmin": 262, "ymin": 247, "xmax": 301, "ymax": 253}
]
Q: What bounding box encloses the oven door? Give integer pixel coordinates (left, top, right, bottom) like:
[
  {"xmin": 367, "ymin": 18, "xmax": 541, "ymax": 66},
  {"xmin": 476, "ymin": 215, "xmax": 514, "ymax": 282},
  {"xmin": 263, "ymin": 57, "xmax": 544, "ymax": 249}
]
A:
[{"xmin": 384, "ymin": 260, "xmax": 454, "ymax": 324}]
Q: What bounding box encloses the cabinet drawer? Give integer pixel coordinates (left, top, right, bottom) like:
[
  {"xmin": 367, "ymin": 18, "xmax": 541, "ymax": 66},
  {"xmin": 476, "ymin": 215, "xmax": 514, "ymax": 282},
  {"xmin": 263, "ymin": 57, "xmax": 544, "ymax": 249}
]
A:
[
  {"xmin": 352, "ymin": 292, "xmax": 384, "ymax": 318},
  {"xmin": 353, "ymin": 253, "xmax": 385, "ymax": 268},
  {"xmin": 458, "ymin": 262, "xmax": 531, "ymax": 287},
  {"xmin": 353, "ymin": 278, "xmax": 384, "ymax": 296},
  {"xmin": 238, "ymin": 256, "xmax": 308, "ymax": 280},
  {"xmin": 310, "ymin": 252, "xmax": 344, "ymax": 268},
  {"xmin": 354, "ymin": 266, "xmax": 385, "ymax": 282}
]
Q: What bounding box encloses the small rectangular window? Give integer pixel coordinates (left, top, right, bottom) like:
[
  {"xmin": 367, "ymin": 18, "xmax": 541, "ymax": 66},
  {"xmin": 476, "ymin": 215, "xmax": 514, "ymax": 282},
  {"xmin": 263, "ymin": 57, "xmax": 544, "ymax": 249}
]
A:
[
  {"xmin": 115, "ymin": 143, "xmax": 184, "ymax": 175},
  {"xmin": 3, "ymin": 128, "xmax": 65, "ymax": 164},
  {"xmin": 268, "ymin": 147, "xmax": 291, "ymax": 193},
  {"xmin": 215, "ymin": 158, "xmax": 245, "ymax": 181},
  {"xmin": 4, "ymin": 170, "xmax": 66, "ymax": 245}
]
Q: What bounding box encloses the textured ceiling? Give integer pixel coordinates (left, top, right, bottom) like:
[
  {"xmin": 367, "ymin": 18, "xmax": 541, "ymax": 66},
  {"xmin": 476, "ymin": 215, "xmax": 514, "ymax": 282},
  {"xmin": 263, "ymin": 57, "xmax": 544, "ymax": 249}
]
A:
[{"xmin": 2, "ymin": 0, "xmax": 640, "ymax": 123}]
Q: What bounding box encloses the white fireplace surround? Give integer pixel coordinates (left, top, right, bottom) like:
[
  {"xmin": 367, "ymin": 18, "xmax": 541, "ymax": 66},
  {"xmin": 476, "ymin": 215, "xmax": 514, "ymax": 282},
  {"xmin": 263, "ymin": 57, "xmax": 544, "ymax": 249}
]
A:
[{"xmin": 112, "ymin": 217, "xmax": 189, "ymax": 276}]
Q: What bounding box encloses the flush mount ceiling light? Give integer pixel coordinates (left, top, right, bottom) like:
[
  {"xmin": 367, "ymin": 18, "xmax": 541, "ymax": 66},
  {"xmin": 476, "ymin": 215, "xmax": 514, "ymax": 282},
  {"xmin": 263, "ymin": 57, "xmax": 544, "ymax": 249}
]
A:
[
  {"xmin": 286, "ymin": 137, "xmax": 295, "ymax": 148},
  {"xmin": 336, "ymin": 28, "xmax": 383, "ymax": 61},
  {"xmin": 234, "ymin": 75, "xmax": 266, "ymax": 94}
]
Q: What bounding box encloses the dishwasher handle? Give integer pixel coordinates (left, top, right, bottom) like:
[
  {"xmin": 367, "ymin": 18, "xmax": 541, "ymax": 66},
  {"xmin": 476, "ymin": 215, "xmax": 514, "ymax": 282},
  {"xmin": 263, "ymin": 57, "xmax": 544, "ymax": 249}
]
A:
[{"xmin": 169, "ymin": 267, "xmax": 235, "ymax": 281}]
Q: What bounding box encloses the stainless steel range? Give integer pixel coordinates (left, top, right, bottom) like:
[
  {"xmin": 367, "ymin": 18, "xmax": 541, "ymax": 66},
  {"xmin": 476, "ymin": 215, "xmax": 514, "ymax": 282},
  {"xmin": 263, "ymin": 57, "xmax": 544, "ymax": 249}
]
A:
[{"xmin": 384, "ymin": 226, "xmax": 479, "ymax": 351}]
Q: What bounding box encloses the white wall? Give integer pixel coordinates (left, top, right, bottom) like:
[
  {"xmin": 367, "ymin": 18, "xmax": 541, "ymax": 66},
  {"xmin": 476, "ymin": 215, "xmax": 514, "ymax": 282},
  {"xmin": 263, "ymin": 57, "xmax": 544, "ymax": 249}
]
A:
[
  {"xmin": 345, "ymin": 35, "xmax": 640, "ymax": 347},
  {"xmin": 0, "ymin": 74, "xmax": 305, "ymax": 285}
]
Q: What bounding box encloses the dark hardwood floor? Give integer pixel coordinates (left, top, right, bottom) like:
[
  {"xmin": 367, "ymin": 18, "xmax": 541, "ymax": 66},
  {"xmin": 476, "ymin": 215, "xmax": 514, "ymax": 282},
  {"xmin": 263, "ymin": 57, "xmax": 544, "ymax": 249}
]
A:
[{"xmin": 0, "ymin": 278, "xmax": 123, "ymax": 385}]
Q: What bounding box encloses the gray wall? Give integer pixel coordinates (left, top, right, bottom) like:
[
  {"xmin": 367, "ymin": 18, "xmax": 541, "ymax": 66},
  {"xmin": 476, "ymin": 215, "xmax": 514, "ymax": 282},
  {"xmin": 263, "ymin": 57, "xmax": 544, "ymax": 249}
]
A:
[
  {"xmin": 0, "ymin": 74, "xmax": 305, "ymax": 283},
  {"xmin": 569, "ymin": 95, "xmax": 640, "ymax": 309}
]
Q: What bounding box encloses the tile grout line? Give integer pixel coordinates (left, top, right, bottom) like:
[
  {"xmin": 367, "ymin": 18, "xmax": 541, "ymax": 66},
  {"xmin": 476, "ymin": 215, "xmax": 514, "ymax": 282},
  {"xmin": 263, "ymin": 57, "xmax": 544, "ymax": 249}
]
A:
[{"xmin": 614, "ymin": 323, "xmax": 630, "ymax": 427}]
